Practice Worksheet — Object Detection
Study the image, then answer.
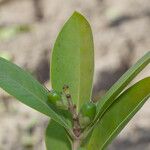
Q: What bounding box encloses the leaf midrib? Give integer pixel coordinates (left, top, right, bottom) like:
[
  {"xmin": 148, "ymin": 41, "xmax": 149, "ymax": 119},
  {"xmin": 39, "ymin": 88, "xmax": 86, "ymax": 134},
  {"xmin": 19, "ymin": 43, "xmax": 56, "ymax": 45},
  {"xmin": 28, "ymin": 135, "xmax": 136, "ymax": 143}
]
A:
[
  {"xmin": 76, "ymin": 16, "xmax": 81, "ymax": 112},
  {"xmin": 96, "ymin": 52, "xmax": 150, "ymax": 120},
  {"xmin": 0, "ymin": 75, "xmax": 68, "ymax": 128},
  {"xmin": 100, "ymin": 95, "xmax": 150, "ymax": 149}
]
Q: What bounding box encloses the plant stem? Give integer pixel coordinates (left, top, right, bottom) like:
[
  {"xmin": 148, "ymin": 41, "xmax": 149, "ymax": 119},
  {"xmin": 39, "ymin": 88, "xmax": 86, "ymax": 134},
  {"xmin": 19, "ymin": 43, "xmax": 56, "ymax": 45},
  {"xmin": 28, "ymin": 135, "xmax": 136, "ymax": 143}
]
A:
[{"xmin": 72, "ymin": 139, "xmax": 81, "ymax": 150}]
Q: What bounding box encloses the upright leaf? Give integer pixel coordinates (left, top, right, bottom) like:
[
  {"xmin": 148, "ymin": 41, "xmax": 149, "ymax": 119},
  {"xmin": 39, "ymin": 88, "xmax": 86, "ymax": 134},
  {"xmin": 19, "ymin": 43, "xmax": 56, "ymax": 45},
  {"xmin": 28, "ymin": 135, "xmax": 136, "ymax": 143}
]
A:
[
  {"xmin": 87, "ymin": 77, "xmax": 150, "ymax": 150},
  {"xmin": 51, "ymin": 12, "xmax": 94, "ymax": 112},
  {"xmin": 45, "ymin": 120, "xmax": 72, "ymax": 150},
  {"xmin": 96, "ymin": 52, "xmax": 150, "ymax": 120},
  {"xmin": 0, "ymin": 57, "xmax": 69, "ymax": 129}
]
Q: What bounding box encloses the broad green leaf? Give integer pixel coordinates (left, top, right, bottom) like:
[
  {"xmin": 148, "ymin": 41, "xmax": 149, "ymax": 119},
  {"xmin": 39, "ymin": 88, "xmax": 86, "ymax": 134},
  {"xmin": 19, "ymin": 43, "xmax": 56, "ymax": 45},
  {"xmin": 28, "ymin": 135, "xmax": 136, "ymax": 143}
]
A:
[
  {"xmin": 87, "ymin": 77, "xmax": 150, "ymax": 150},
  {"xmin": 45, "ymin": 120, "xmax": 72, "ymax": 150},
  {"xmin": 0, "ymin": 57, "xmax": 69, "ymax": 129},
  {"xmin": 51, "ymin": 11, "xmax": 94, "ymax": 112},
  {"xmin": 45, "ymin": 120, "xmax": 89, "ymax": 150},
  {"xmin": 96, "ymin": 52, "xmax": 150, "ymax": 121}
]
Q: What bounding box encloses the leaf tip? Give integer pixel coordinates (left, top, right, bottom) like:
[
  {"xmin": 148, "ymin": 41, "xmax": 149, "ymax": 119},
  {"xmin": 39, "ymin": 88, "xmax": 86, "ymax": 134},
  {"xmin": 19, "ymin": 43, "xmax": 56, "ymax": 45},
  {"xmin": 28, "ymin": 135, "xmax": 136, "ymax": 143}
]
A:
[
  {"xmin": 71, "ymin": 11, "xmax": 90, "ymax": 25},
  {"xmin": 72, "ymin": 11, "xmax": 82, "ymax": 17}
]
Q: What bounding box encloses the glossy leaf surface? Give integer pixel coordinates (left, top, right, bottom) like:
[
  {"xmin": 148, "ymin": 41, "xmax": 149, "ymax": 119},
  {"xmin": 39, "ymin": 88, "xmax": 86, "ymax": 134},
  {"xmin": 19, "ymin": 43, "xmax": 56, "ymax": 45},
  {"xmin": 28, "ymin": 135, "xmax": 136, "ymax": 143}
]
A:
[
  {"xmin": 51, "ymin": 12, "xmax": 94, "ymax": 112},
  {"xmin": 0, "ymin": 57, "xmax": 69, "ymax": 129},
  {"xmin": 87, "ymin": 77, "xmax": 150, "ymax": 150},
  {"xmin": 96, "ymin": 52, "xmax": 150, "ymax": 121},
  {"xmin": 45, "ymin": 120, "xmax": 71, "ymax": 150}
]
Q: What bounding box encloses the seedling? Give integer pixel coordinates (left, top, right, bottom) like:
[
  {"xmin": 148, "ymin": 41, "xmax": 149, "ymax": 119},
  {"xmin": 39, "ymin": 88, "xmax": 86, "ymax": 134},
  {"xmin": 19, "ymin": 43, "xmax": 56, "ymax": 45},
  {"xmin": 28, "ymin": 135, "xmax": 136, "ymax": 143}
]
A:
[{"xmin": 0, "ymin": 11, "xmax": 150, "ymax": 150}]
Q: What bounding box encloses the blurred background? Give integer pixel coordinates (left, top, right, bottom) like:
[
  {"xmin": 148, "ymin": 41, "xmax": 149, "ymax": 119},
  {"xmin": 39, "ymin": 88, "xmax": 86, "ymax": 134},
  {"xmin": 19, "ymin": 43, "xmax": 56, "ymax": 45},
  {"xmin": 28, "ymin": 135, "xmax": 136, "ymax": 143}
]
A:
[{"xmin": 0, "ymin": 0, "xmax": 150, "ymax": 149}]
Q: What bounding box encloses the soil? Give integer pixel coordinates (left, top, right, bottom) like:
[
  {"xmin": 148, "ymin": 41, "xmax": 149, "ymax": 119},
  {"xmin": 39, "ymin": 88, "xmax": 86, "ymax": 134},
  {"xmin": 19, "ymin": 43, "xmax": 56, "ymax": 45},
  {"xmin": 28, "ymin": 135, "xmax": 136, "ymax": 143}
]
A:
[{"xmin": 0, "ymin": 0, "xmax": 150, "ymax": 149}]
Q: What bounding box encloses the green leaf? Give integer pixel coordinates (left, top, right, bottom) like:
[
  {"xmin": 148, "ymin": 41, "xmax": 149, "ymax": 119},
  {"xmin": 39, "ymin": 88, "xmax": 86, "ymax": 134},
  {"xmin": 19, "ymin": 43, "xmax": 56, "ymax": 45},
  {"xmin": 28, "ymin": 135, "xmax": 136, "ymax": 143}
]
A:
[
  {"xmin": 45, "ymin": 120, "xmax": 72, "ymax": 150},
  {"xmin": 0, "ymin": 57, "xmax": 69, "ymax": 129},
  {"xmin": 87, "ymin": 77, "xmax": 150, "ymax": 150},
  {"xmin": 51, "ymin": 11, "xmax": 94, "ymax": 112},
  {"xmin": 96, "ymin": 52, "xmax": 150, "ymax": 120}
]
